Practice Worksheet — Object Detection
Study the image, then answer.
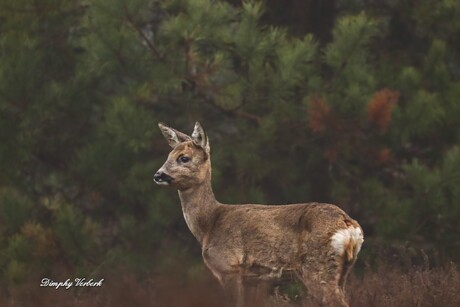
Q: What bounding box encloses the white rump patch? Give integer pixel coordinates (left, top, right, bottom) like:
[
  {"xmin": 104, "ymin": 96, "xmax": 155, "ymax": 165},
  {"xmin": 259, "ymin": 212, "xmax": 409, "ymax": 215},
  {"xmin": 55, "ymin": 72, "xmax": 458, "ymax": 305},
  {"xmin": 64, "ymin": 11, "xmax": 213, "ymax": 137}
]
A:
[{"xmin": 330, "ymin": 227, "xmax": 364, "ymax": 259}]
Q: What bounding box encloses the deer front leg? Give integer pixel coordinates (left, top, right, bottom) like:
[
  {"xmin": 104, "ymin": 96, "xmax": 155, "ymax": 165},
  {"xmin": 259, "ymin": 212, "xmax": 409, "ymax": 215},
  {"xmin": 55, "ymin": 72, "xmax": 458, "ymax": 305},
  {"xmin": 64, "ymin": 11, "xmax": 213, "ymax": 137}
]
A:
[
  {"xmin": 220, "ymin": 272, "xmax": 245, "ymax": 307},
  {"xmin": 203, "ymin": 246, "xmax": 246, "ymax": 306}
]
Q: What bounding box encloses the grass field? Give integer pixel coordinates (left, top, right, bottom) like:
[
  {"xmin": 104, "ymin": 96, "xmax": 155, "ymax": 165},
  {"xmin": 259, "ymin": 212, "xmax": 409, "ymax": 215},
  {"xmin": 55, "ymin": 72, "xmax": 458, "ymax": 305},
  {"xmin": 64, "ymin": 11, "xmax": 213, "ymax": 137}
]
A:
[{"xmin": 1, "ymin": 262, "xmax": 459, "ymax": 307}]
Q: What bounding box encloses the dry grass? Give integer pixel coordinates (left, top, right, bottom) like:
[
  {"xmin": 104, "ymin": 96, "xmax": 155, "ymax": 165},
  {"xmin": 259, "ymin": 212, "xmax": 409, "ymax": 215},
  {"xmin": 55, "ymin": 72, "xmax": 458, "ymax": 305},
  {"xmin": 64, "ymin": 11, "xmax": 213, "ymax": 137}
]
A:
[
  {"xmin": 348, "ymin": 263, "xmax": 460, "ymax": 307},
  {"xmin": 1, "ymin": 263, "xmax": 459, "ymax": 306}
]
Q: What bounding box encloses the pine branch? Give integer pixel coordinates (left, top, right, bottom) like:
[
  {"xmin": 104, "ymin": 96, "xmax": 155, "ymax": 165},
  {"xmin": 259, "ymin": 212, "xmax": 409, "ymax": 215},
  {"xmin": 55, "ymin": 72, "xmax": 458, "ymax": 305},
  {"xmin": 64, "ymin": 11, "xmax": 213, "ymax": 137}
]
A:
[
  {"xmin": 93, "ymin": 28, "xmax": 128, "ymax": 68},
  {"xmin": 234, "ymin": 110, "xmax": 262, "ymax": 124},
  {"xmin": 201, "ymin": 95, "xmax": 261, "ymax": 125},
  {"xmin": 326, "ymin": 17, "xmax": 374, "ymax": 89},
  {"xmin": 124, "ymin": 14, "xmax": 162, "ymax": 60},
  {"xmin": 180, "ymin": 38, "xmax": 260, "ymax": 124}
]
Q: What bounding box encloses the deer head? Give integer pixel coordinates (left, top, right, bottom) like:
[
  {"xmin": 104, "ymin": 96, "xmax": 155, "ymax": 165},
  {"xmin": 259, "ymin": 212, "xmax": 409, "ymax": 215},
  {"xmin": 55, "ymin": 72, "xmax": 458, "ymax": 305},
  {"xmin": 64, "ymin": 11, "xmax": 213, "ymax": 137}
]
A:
[{"xmin": 154, "ymin": 122, "xmax": 211, "ymax": 190}]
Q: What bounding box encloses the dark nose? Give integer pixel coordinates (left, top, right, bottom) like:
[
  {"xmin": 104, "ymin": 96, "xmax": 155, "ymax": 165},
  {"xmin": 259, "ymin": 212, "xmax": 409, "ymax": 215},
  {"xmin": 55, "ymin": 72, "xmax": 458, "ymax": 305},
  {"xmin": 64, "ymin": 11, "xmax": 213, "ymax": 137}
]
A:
[
  {"xmin": 153, "ymin": 171, "xmax": 162, "ymax": 181},
  {"xmin": 153, "ymin": 171, "xmax": 173, "ymax": 183}
]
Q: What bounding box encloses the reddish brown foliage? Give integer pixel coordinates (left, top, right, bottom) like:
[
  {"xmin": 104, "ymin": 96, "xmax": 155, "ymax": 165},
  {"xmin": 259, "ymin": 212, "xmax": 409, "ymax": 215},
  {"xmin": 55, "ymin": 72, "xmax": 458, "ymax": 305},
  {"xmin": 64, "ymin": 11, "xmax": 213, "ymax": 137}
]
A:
[
  {"xmin": 375, "ymin": 147, "xmax": 393, "ymax": 165},
  {"xmin": 308, "ymin": 96, "xmax": 332, "ymax": 133},
  {"xmin": 324, "ymin": 147, "xmax": 339, "ymax": 162},
  {"xmin": 367, "ymin": 89, "xmax": 400, "ymax": 133}
]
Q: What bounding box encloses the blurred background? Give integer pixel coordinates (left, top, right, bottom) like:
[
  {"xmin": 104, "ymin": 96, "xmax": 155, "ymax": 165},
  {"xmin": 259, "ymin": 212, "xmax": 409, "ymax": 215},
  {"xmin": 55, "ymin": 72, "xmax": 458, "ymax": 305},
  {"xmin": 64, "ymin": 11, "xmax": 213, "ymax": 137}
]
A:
[{"xmin": 1, "ymin": 0, "xmax": 460, "ymax": 305}]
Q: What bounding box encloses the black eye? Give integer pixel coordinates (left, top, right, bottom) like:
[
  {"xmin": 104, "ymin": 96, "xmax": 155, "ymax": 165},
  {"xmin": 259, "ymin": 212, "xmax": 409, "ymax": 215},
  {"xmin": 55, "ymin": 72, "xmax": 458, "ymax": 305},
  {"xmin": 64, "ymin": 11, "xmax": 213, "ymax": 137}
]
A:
[{"xmin": 178, "ymin": 155, "xmax": 191, "ymax": 163}]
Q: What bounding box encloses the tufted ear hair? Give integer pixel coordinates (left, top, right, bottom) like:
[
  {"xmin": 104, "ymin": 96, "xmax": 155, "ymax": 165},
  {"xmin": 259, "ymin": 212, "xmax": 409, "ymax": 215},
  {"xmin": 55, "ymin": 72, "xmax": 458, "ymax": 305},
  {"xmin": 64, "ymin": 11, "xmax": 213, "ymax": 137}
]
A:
[
  {"xmin": 191, "ymin": 122, "xmax": 210, "ymax": 153},
  {"xmin": 158, "ymin": 122, "xmax": 191, "ymax": 148}
]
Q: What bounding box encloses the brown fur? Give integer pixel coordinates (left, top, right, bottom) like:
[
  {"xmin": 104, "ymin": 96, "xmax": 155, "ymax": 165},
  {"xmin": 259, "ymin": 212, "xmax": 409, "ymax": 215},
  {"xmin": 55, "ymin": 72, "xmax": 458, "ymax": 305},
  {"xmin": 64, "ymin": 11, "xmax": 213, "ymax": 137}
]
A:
[{"xmin": 155, "ymin": 122, "xmax": 364, "ymax": 306}]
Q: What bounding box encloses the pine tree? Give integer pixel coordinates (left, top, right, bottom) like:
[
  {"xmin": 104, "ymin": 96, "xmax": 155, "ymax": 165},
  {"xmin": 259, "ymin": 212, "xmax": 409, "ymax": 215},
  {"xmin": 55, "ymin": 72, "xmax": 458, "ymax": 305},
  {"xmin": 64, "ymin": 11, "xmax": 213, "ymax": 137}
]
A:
[{"xmin": 1, "ymin": 0, "xmax": 460, "ymax": 286}]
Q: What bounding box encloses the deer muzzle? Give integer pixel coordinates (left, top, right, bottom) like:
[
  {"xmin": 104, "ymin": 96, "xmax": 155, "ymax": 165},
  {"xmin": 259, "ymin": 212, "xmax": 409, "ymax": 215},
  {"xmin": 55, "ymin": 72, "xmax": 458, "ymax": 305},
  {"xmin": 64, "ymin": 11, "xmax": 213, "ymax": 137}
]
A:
[{"xmin": 153, "ymin": 170, "xmax": 173, "ymax": 185}]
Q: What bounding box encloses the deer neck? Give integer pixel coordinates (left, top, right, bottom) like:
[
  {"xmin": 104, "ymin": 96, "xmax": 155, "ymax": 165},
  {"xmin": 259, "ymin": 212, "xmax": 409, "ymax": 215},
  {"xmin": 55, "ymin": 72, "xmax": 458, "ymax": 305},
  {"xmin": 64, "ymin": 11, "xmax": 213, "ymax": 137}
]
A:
[{"xmin": 178, "ymin": 177, "xmax": 219, "ymax": 244}]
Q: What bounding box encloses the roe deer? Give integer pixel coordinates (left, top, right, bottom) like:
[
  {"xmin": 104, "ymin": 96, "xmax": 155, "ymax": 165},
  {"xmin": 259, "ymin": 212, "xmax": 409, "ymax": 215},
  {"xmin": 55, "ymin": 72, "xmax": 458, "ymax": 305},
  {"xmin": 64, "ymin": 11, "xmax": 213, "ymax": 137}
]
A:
[{"xmin": 154, "ymin": 122, "xmax": 363, "ymax": 306}]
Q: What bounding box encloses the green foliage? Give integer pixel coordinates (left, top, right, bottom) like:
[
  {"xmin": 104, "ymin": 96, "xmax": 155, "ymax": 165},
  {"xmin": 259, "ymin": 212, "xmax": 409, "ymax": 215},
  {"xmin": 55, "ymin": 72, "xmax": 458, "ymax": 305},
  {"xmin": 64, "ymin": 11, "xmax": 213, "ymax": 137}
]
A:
[
  {"xmin": 323, "ymin": 13, "xmax": 379, "ymax": 113},
  {"xmin": 53, "ymin": 203, "xmax": 94, "ymax": 264},
  {"xmin": 0, "ymin": 0, "xmax": 460, "ymax": 286},
  {"xmin": 0, "ymin": 189, "xmax": 33, "ymax": 234}
]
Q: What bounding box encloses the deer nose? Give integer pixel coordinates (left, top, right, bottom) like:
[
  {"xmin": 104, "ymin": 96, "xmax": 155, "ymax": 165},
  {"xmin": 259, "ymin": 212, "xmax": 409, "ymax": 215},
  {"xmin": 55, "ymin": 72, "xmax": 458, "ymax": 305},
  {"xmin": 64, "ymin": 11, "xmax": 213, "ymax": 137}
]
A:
[
  {"xmin": 153, "ymin": 172, "xmax": 161, "ymax": 181},
  {"xmin": 153, "ymin": 171, "xmax": 173, "ymax": 184}
]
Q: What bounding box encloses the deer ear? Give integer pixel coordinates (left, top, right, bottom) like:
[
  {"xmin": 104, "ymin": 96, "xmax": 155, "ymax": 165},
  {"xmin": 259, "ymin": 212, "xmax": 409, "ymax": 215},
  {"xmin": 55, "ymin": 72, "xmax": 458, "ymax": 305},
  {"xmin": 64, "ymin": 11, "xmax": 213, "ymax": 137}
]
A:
[
  {"xmin": 158, "ymin": 122, "xmax": 191, "ymax": 148},
  {"xmin": 191, "ymin": 121, "xmax": 210, "ymax": 153}
]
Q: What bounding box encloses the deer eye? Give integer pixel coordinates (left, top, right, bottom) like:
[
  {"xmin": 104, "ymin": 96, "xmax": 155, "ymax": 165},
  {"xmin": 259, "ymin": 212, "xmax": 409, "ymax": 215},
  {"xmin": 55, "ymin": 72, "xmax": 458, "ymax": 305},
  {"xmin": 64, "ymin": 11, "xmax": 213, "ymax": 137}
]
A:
[{"xmin": 178, "ymin": 155, "xmax": 191, "ymax": 163}]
